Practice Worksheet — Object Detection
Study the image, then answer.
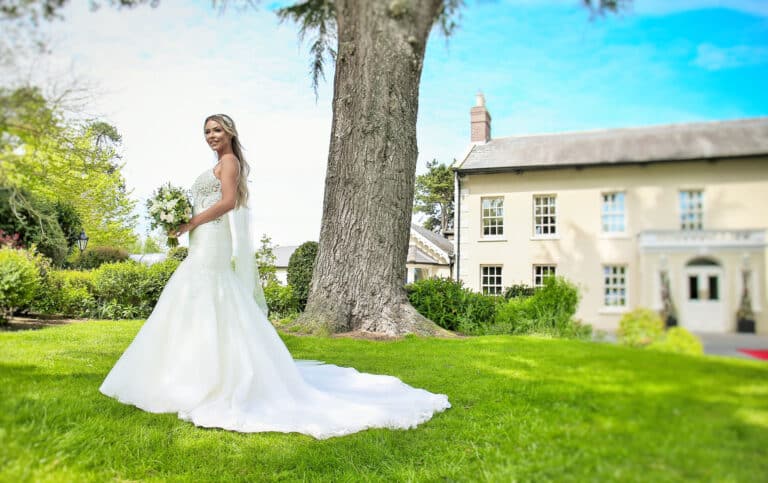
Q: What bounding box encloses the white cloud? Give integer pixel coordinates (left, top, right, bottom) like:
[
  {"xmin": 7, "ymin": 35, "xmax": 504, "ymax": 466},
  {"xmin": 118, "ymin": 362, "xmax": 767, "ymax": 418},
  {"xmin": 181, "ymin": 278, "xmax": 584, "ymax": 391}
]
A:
[
  {"xmin": 10, "ymin": 0, "xmax": 334, "ymax": 247},
  {"xmin": 693, "ymin": 43, "xmax": 768, "ymax": 70}
]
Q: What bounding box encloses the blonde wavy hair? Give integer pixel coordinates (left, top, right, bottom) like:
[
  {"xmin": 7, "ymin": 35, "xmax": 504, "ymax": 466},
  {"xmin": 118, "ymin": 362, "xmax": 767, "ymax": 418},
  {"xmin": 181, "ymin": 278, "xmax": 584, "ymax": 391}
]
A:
[{"xmin": 204, "ymin": 113, "xmax": 251, "ymax": 208}]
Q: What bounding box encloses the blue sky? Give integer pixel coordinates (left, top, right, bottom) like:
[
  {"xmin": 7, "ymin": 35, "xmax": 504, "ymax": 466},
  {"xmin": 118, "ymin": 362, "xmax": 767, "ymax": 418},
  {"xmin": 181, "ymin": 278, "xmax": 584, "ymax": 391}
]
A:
[
  {"xmin": 11, "ymin": 0, "xmax": 767, "ymax": 246},
  {"xmin": 416, "ymin": 0, "xmax": 768, "ymax": 164}
]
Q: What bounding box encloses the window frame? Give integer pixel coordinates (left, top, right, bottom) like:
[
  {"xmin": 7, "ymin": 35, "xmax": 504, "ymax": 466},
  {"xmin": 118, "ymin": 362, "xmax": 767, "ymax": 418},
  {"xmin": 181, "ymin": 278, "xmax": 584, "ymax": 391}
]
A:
[
  {"xmin": 533, "ymin": 264, "xmax": 557, "ymax": 289},
  {"xmin": 481, "ymin": 196, "xmax": 505, "ymax": 239},
  {"xmin": 532, "ymin": 194, "xmax": 557, "ymax": 239},
  {"xmin": 603, "ymin": 264, "xmax": 628, "ymax": 309},
  {"xmin": 601, "ymin": 191, "xmax": 626, "ymax": 235},
  {"xmin": 679, "ymin": 189, "xmax": 704, "ymax": 231},
  {"xmin": 480, "ymin": 265, "xmax": 503, "ymax": 295}
]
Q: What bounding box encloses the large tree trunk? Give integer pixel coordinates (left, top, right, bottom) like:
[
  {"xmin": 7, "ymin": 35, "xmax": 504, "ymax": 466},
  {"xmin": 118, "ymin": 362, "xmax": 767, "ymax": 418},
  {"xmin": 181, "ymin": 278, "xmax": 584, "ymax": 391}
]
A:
[{"xmin": 294, "ymin": 0, "xmax": 448, "ymax": 337}]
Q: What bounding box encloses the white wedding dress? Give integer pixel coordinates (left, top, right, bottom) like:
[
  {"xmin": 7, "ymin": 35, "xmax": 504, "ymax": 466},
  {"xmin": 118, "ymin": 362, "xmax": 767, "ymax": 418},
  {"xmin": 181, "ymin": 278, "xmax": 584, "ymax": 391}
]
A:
[{"xmin": 99, "ymin": 166, "xmax": 450, "ymax": 439}]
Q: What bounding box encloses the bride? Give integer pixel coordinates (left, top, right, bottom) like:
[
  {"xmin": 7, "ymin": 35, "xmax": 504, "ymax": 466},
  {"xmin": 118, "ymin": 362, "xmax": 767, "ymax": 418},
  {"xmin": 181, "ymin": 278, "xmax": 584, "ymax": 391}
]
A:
[{"xmin": 99, "ymin": 114, "xmax": 450, "ymax": 439}]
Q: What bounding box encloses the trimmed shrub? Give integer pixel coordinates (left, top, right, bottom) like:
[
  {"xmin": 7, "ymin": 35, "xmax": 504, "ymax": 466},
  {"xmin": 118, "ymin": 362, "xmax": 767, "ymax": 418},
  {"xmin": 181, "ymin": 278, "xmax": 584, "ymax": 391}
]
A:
[
  {"xmin": 264, "ymin": 281, "xmax": 300, "ymax": 318},
  {"xmin": 167, "ymin": 246, "xmax": 188, "ymax": 261},
  {"xmin": 617, "ymin": 308, "xmax": 665, "ymax": 348},
  {"xmin": 92, "ymin": 261, "xmax": 147, "ymax": 308},
  {"xmin": 32, "ymin": 270, "xmax": 96, "ymax": 318},
  {"xmin": 143, "ymin": 258, "xmax": 181, "ymax": 306},
  {"xmin": 647, "ymin": 326, "xmax": 703, "ymax": 356},
  {"xmin": 287, "ymin": 241, "xmax": 318, "ymax": 310},
  {"xmin": 73, "ymin": 246, "xmax": 129, "ymax": 270},
  {"xmin": 406, "ymin": 277, "xmax": 470, "ymax": 330},
  {"xmin": 0, "ymin": 247, "xmax": 42, "ymax": 321}
]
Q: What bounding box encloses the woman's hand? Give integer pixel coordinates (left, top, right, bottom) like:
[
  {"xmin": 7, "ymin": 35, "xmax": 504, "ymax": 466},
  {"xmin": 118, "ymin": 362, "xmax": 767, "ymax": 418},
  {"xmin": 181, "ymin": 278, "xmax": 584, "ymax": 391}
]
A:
[{"xmin": 172, "ymin": 221, "xmax": 195, "ymax": 237}]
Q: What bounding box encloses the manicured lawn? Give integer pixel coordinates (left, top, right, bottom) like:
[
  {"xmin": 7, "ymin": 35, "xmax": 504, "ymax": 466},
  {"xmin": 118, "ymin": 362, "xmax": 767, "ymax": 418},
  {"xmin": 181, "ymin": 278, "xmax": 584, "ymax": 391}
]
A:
[{"xmin": 1, "ymin": 320, "xmax": 767, "ymax": 482}]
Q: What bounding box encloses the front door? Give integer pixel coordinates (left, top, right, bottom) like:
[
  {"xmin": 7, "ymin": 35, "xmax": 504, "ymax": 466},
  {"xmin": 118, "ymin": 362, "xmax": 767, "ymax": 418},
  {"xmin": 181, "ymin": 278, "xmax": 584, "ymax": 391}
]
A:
[{"xmin": 682, "ymin": 264, "xmax": 726, "ymax": 333}]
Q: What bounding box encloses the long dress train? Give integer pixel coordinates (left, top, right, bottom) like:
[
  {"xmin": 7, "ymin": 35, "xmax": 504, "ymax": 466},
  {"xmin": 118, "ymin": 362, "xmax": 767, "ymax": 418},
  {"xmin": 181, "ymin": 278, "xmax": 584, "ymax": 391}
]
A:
[{"xmin": 99, "ymin": 166, "xmax": 450, "ymax": 439}]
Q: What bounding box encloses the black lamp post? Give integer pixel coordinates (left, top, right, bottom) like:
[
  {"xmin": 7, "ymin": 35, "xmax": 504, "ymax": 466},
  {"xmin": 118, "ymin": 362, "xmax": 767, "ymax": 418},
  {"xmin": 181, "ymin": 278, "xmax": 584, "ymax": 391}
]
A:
[{"xmin": 76, "ymin": 230, "xmax": 89, "ymax": 253}]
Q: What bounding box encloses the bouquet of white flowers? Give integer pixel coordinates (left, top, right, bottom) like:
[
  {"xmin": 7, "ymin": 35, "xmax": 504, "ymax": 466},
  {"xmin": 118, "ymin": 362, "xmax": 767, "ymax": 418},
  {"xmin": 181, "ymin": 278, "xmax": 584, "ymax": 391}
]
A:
[{"xmin": 146, "ymin": 183, "xmax": 192, "ymax": 248}]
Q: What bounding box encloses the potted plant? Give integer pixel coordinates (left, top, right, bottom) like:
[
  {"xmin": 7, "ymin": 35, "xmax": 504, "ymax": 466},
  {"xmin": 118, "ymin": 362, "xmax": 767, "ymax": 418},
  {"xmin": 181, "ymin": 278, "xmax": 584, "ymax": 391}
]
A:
[
  {"xmin": 737, "ymin": 270, "xmax": 755, "ymax": 333},
  {"xmin": 660, "ymin": 271, "xmax": 678, "ymax": 328}
]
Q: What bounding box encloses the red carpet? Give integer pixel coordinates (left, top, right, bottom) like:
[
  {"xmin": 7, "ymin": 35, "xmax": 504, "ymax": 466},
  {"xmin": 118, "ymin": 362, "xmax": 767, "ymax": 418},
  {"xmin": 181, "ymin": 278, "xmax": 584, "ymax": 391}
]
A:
[{"xmin": 738, "ymin": 349, "xmax": 768, "ymax": 360}]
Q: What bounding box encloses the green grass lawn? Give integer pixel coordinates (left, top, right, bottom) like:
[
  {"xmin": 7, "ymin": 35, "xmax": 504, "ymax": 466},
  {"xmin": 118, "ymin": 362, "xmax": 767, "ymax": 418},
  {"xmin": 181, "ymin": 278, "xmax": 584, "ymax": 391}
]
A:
[{"xmin": 1, "ymin": 321, "xmax": 767, "ymax": 482}]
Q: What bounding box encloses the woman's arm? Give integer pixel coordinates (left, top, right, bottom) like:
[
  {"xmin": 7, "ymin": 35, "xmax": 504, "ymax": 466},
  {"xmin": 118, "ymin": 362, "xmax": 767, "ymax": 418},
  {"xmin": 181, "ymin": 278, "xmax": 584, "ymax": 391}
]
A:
[{"xmin": 173, "ymin": 156, "xmax": 239, "ymax": 237}]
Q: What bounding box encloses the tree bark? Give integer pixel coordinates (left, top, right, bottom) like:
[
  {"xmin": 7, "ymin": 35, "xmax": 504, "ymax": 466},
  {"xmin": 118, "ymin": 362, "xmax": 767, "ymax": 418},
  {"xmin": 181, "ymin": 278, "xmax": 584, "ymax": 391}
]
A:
[{"xmin": 293, "ymin": 0, "xmax": 448, "ymax": 337}]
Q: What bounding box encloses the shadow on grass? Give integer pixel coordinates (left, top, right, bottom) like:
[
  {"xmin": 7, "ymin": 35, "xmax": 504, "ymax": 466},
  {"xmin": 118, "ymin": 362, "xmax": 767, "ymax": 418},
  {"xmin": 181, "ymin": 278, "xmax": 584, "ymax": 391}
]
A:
[{"xmin": 2, "ymin": 329, "xmax": 768, "ymax": 481}]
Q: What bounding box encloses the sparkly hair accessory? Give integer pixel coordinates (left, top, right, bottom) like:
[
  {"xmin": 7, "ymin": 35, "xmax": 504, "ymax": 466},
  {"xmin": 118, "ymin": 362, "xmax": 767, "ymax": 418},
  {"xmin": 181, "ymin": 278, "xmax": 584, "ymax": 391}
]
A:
[{"xmin": 217, "ymin": 114, "xmax": 234, "ymax": 129}]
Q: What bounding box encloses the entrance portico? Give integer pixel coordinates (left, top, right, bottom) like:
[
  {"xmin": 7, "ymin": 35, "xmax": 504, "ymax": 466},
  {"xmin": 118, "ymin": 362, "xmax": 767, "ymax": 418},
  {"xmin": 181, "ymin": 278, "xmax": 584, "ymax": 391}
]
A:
[{"xmin": 638, "ymin": 229, "xmax": 766, "ymax": 334}]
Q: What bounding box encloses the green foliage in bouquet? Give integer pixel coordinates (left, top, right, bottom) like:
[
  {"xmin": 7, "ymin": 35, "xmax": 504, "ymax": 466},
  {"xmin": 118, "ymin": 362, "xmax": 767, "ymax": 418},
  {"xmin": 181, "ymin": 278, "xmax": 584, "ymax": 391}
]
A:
[{"xmin": 147, "ymin": 183, "xmax": 192, "ymax": 248}]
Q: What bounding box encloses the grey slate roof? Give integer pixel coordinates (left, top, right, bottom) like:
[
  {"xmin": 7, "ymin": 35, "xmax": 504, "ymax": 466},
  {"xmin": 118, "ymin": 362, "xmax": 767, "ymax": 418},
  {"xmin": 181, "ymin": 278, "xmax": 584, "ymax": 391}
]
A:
[
  {"xmin": 411, "ymin": 223, "xmax": 454, "ymax": 256},
  {"xmin": 406, "ymin": 245, "xmax": 443, "ymax": 264},
  {"xmin": 456, "ymin": 117, "xmax": 768, "ymax": 173}
]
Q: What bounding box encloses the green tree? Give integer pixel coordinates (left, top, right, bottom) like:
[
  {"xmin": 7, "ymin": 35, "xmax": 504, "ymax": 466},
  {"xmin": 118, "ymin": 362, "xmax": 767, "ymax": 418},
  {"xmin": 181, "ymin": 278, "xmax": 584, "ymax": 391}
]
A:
[
  {"xmin": 287, "ymin": 241, "xmax": 318, "ymax": 311},
  {"xmin": 0, "ymin": 186, "xmax": 69, "ymax": 265},
  {"xmin": 3, "ymin": 0, "xmax": 630, "ymax": 335},
  {"xmin": 413, "ymin": 159, "xmax": 454, "ymax": 234},
  {"xmin": 255, "ymin": 234, "xmax": 278, "ymax": 286},
  {"xmin": 142, "ymin": 235, "xmax": 163, "ymax": 254},
  {"xmin": 0, "ymin": 86, "xmax": 138, "ymax": 250}
]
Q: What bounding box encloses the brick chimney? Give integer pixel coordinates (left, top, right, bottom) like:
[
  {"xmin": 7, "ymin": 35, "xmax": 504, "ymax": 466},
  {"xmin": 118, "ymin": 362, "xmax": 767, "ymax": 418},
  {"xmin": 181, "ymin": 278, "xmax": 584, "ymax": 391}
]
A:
[{"xmin": 470, "ymin": 91, "xmax": 491, "ymax": 143}]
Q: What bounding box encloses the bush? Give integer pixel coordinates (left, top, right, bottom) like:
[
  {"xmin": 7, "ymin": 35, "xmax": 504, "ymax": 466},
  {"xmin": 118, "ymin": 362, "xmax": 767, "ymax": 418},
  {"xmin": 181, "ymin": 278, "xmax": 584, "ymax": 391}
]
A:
[
  {"xmin": 456, "ymin": 289, "xmax": 501, "ymax": 332},
  {"xmin": 492, "ymin": 277, "xmax": 586, "ymax": 338},
  {"xmin": 92, "ymin": 261, "xmax": 147, "ymax": 308},
  {"xmin": 617, "ymin": 308, "xmax": 666, "ymax": 348},
  {"xmin": 264, "ymin": 281, "xmax": 300, "ymax": 318},
  {"xmin": 32, "ymin": 270, "xmax": 96, "ymax": 318},
  {"xmin": 406, "ymin": 277, "xmax": 472, "ymax": 331},
  {"xmin": 73, "ymin": 246, "xmax": 130, "ymax": 270},
  {"xmin": 646, "ymin": 327, "xmax": 703, "ymax": 356},
  {"xmin": 33, "ymin": 259, "xmax": 179, "ymax": 320},
  {"xmin": 167, "ymin": 246, "xmax": 188, "ymax": 261},
  {"xmin": 287, "ymin": 241, "xmax": 318, "ymax": 310},
  {"xmin": 143, "ymin": 258, "xmax": 181, "ymax": 307},
  {"xmin": 0, "ymin": 247, "xmax": 42, "ymax": 322}
]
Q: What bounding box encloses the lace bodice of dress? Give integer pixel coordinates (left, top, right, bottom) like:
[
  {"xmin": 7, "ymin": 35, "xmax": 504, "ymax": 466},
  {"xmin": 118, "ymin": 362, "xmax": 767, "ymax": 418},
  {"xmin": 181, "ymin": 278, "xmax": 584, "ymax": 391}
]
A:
[{"xmin": 190, "ymin": 168, "xmax": 224, "ymax": 224}]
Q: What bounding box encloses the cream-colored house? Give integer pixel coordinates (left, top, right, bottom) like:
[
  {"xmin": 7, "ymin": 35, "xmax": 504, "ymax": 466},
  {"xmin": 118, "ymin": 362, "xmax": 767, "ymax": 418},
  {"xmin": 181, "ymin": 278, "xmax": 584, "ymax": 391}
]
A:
[{"xmin": 453, "ymin": 94, "xmax": 768, "ymax": 334}]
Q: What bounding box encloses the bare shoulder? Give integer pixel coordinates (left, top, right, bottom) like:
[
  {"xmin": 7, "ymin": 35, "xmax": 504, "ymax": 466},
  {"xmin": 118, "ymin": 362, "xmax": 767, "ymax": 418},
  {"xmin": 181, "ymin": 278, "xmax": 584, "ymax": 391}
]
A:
[
  {"xmin": 215, "ymin": 154, "xmax": 240, "ymax": 180},
  {"xmin": 220, "ymin": 153, "xmax": 239, "ymax": 166}
]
